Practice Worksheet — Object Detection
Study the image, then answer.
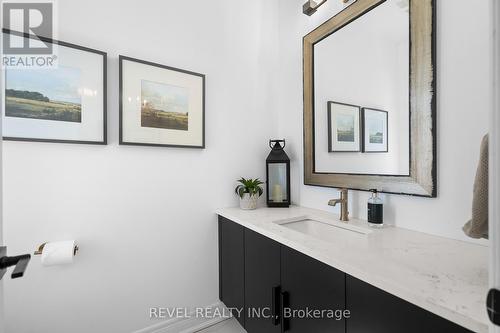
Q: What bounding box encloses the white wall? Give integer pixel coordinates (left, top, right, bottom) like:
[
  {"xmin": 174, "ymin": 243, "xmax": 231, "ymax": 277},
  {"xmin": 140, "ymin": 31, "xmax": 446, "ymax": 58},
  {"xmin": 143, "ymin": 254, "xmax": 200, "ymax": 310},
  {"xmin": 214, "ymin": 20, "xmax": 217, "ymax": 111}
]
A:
[
  {"xmin": 2, "ymin": 0, "xmax": 278, "ymax": 332},
  {"xmin": 277, "ymin": 0, "xmax": 491, "ymax": 243}
]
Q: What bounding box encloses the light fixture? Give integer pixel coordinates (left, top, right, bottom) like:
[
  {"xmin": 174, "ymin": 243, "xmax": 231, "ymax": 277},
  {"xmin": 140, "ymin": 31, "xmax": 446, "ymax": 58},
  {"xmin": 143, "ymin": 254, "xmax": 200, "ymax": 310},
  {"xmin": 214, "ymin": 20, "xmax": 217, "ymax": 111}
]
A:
[
  {"xmin": 302, "ymin": 0, "xmax": 327, "ymax": 16},
  {"xmin": 303, "ymin": 0, "xmax": 351, "ymax": 16}
]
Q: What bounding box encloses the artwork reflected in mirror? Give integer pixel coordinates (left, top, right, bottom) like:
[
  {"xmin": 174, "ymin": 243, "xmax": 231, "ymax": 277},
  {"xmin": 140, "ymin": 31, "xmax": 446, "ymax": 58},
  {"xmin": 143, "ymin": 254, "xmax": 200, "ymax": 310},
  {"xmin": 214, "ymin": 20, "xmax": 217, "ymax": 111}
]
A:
[
  {"xmin": 362, "ymin": 108, "xmax": 388, "ymax": 153},
  {"xmin": 327, "ymin": 101, "xmax": 360, "ymax": 152}
]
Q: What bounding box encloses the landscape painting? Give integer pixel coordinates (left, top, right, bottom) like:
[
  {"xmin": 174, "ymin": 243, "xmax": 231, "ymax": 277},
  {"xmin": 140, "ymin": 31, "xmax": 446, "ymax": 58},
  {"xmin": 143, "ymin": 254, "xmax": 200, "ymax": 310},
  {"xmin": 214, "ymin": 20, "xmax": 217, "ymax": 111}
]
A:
[
  {"xmin": 368, "ymin": 119, "xmax": 384, "ymax": 144},
  {"xmin": 337, "ymin": 114, "xmax": 355, "ymax": 142},
  {"xmin": 5, "ymin": 67, "xmax": 82, "ymax": 123},
  {"xmin": 141, "ymin": 80, "xmax": 189, "ymax": 131},
  {"xmin": 362, "ymin": 108, "xmax": 388, "ymax": 152},
  {"xmin": 119, "ymin": 56, "xmax": 205, "ymax": 148},
  {"xmin": 328, "ymin": 101, "xmax": 360, "ymax": 152}
]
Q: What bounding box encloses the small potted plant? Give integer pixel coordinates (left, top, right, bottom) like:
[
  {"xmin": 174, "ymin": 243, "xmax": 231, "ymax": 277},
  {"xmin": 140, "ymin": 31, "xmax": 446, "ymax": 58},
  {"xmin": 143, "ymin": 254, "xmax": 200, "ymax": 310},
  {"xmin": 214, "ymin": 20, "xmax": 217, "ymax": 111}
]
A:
[{"xmin": 235, "ymin": 177, "xmax": 264, "ymax": 210}]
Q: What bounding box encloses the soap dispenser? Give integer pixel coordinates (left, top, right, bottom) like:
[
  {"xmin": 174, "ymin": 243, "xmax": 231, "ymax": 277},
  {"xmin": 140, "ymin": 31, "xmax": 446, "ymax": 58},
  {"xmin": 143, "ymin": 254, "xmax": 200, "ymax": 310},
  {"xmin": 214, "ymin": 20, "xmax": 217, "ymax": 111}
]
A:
[{"xmin": 367, "ymin": 189, "xmax": 383, "ymax": 228}]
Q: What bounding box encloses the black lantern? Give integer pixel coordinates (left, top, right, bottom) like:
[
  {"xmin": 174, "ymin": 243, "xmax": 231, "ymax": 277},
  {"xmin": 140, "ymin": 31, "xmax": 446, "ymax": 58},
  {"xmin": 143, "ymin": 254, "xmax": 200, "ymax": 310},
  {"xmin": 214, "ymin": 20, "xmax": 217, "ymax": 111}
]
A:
[{"xmin": 266, "ymin": 139, "xmax": 291, "ymax": 207}]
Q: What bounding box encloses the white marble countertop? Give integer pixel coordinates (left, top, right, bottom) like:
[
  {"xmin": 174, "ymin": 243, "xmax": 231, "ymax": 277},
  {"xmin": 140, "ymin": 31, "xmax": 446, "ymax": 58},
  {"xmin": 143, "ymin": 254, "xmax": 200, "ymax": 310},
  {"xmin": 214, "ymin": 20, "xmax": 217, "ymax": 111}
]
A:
[{"xmin": 216, "ymin": 206, "xmax": 489, "ymax": 333}]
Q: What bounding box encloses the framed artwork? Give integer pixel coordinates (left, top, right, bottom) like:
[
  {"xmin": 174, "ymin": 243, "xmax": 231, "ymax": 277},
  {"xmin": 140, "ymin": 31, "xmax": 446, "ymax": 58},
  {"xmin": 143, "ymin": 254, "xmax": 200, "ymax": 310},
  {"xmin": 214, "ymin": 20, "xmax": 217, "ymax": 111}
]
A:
[
  {"xmin": 362, "ymin": 107, "xmax": 388, "ymax": 153},
  {"xmin": 327, "ymin": 101, "xmax": 361, "ymax": 152},
  {"xmin": 2, "ymin": 30, "xmax": 107, "ymax": 144},
  {"xmin": 119, "ymin": 56, "xmax": 205, "ymax": 148}
]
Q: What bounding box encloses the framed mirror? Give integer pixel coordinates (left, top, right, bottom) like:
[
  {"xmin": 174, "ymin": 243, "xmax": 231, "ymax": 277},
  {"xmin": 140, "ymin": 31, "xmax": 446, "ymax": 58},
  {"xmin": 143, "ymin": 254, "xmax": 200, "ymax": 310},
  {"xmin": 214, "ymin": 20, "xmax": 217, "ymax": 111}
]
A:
[{"xmin": 303, "ymin": 0, "xmax": 436, "ymax": 197}]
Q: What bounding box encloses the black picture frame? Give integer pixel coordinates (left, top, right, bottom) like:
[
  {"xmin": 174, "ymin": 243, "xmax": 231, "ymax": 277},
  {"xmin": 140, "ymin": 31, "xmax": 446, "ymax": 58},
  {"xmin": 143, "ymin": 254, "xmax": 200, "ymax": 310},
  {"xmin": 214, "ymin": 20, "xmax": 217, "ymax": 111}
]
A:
[
  {"xmin": 119, "ymin": 55, "xmax": 205, "ymax": 149},
  {"xmin": 361, "ymin": 107, "xmax": 388, "ymax": 153},
  {"xmin": 2, "ymin": 29, "xmax": 107, "ymax": 145},
  {"xmin": 327, "ymin": 101, "xmax": 361, "ymax": 153}
]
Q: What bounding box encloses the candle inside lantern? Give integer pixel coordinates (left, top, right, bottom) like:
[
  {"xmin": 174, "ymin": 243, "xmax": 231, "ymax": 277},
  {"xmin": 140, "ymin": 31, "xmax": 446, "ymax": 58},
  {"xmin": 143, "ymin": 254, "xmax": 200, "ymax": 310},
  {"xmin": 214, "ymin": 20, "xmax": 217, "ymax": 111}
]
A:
[{"xmin": 272, "ymin": 184, "xmax": 283, "ymax": 203}]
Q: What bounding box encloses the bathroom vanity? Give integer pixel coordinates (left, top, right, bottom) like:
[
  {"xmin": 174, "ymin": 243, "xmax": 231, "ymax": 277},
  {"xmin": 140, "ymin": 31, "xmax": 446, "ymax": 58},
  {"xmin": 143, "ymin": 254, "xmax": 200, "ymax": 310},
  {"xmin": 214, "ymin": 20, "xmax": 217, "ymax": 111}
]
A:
[
  {"xmin": 217, "ymin": 206, "xmax": 488, "ymax": 333},
  {"xmin": 216, "ymin": 1, "xmax": 489, "ymax": 332}
]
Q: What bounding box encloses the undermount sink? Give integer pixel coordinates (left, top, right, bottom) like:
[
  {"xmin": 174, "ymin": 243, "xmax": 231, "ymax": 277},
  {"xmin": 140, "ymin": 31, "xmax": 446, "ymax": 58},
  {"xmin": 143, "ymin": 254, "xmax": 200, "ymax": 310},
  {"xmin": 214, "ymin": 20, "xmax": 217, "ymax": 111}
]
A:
[{"xmin": 274, "ymin": 216, "xmax": 372, "ymax": 241}]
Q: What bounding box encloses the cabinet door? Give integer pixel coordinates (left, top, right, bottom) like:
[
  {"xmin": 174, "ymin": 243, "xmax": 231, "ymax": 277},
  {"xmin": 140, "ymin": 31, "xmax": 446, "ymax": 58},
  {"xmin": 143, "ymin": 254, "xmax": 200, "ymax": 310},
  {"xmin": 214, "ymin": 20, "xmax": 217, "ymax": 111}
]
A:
[
  {"xmin": 245, "ymin": 228, "xmax": 281, "ymax": 333},
  {"xmin": 346, "ymin": 275, "xmax": 473, "ymax": 333},
  {"xmin": 218, "ymin": 216, "xmax": 245, "ymax": 327},
  {"xmin": 281, "ymin": 246, "xmax": 346, "ymax": 333}
]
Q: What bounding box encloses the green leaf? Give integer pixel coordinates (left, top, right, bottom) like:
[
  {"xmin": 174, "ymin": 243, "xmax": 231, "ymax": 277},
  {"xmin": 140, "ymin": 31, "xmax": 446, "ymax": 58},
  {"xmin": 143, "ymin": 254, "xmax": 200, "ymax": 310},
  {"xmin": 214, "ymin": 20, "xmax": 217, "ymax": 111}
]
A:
[{"xmin": 235, "ymin": 177, "xmax": 263, "ymax": 199}]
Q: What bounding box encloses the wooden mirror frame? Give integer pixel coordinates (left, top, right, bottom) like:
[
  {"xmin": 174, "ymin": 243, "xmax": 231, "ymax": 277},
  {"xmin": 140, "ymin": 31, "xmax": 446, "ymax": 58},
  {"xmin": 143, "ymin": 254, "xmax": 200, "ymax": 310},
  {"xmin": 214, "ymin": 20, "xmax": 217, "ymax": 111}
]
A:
[{"xmin": 303, "ymin": 0, "xmax": 436, "ymax": 197}]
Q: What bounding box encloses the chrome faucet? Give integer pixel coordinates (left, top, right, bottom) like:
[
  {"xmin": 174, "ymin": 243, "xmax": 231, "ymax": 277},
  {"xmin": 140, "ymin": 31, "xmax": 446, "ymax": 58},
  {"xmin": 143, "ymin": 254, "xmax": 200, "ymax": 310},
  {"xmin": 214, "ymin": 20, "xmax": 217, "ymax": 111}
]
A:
[{"xmin": 328, "ymin": 188, "xmax": 349, "ymax": 222}]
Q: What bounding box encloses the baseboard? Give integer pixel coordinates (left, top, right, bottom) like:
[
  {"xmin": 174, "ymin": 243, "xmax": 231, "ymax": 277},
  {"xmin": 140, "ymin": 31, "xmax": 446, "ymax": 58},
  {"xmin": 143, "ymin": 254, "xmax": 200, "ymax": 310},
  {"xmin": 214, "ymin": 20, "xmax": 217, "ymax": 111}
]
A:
[{"xmin": 132, "ymin": 301, "xmax": 231, "ymax": 333}]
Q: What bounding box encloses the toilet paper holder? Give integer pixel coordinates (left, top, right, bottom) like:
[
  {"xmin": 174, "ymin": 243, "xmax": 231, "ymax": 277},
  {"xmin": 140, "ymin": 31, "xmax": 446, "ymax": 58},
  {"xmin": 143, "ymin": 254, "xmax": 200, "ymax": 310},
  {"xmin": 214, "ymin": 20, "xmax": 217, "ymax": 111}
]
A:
[{"xmin": 34, "ymin": 242, "xmax": 79, "ymax": 256}]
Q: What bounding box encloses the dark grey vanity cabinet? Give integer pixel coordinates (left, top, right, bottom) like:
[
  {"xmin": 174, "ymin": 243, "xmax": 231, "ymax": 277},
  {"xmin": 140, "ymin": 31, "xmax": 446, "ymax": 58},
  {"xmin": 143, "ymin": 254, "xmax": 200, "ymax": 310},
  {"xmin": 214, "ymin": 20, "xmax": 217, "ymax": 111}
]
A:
[
  {"xmin": 281, "ymin": 246, "xmax": 346, "ymax": 332},
  {"xmin": 243, "ymin": 228, "xmax": 346, "ymax": 333},
  {"xmin": 244, "ymin": 228, "xmax": 281, "ymax": 333},
  {"xmin": 219, "ymin": 217, "xmax": 345, "ymax": 333},
  {"xmin": 218, "ymin": 216, "xmax": 473, "ymax": 333},
  {"xmin": 346, "ymin": 275, "xmax": 473, "ymax": 333},
  {"xmin": 218, "ymin": 217, "xmax": 245, "ymax": 327}
]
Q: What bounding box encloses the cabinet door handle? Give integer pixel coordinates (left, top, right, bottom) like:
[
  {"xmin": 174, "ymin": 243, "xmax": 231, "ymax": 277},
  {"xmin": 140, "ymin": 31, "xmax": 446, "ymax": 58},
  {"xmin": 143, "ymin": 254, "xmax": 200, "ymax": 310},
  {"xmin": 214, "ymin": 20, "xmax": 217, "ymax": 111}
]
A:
[
  {"xmin": 272, "ymin": 286, "xmax": 281, "ymax": 325},
  {"xmin": 280, "ymin": 291, "xmax": 290, "ymax": 332}
]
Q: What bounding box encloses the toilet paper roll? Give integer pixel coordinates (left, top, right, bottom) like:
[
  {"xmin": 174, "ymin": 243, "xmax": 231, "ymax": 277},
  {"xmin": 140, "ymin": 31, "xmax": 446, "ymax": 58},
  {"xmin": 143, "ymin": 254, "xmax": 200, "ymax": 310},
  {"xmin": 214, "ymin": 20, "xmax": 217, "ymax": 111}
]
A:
[{"xmin": 40, "ymin": 240, "xmax": 77, "ymax": 266}]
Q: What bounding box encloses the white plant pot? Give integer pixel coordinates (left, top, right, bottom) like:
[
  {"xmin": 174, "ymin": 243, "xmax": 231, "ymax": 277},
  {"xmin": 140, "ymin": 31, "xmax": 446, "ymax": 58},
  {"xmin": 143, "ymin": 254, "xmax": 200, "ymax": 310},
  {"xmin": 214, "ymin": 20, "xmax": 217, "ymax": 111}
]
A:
[{"xmin": 239, "ymin": 193, "xmax": 259, "ymax": 210}]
